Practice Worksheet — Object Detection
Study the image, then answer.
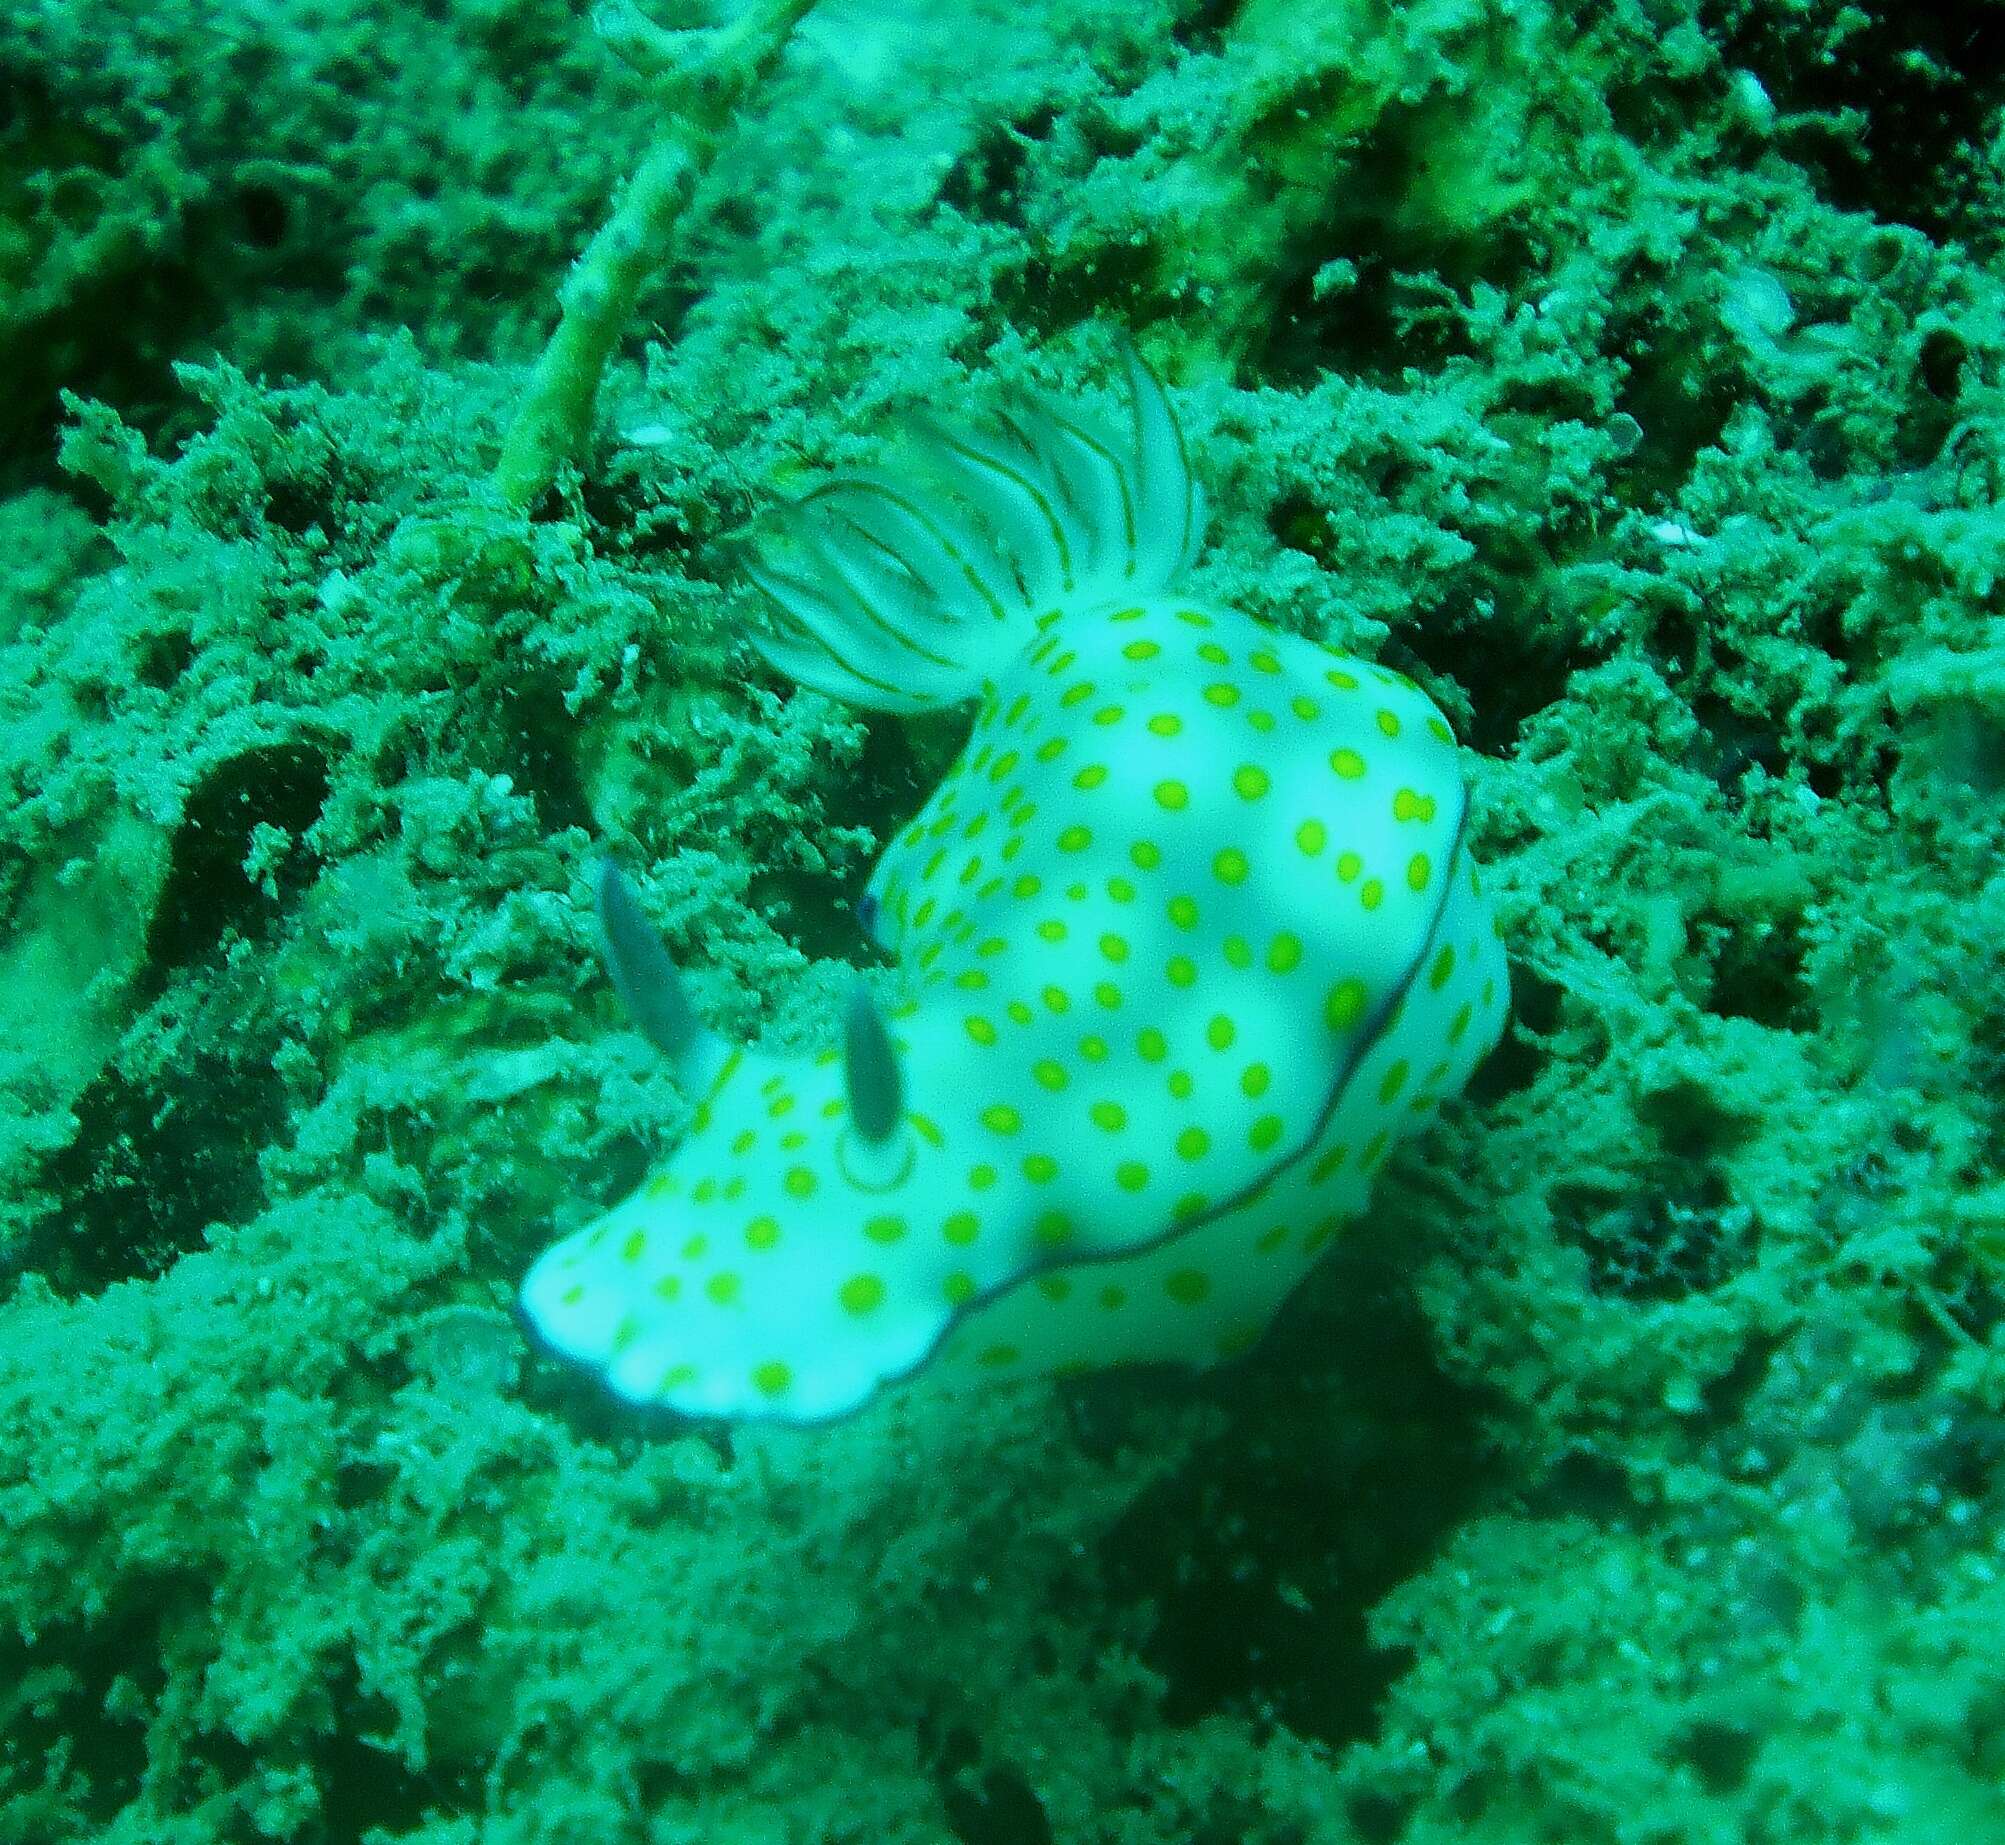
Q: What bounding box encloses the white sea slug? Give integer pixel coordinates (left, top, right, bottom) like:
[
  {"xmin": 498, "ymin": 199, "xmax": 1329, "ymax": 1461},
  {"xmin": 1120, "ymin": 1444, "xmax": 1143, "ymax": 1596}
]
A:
[{"xmin": 522, "ymin": 346, "xmax": 1509, "ymax": 1423}]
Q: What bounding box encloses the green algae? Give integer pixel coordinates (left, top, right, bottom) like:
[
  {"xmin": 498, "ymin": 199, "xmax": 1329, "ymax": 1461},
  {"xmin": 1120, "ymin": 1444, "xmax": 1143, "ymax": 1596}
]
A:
[{"xmin": 3, "ymin": 0, "xmax": 2005, "ymax": 1839}]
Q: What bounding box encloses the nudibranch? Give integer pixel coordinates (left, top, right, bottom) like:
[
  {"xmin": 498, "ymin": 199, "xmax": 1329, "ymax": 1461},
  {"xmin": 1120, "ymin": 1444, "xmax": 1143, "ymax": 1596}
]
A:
[{"xmin": 523, "ymin": 346, "xmax": 1508, "ymax": 1422}]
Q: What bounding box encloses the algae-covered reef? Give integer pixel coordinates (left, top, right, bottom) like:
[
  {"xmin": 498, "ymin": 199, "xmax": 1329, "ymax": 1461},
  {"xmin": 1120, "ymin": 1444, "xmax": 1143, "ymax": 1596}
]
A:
[{"xmin": 3, "ymin": 0, "xmax": 2005, "ymax": 1839}]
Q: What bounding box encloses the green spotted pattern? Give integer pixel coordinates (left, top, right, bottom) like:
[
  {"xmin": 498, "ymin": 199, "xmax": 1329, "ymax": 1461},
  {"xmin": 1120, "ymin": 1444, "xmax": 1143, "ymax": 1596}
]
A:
[{"xmin": 522, "ymin": 355, "xmax": 1507, "ymax": 1423}]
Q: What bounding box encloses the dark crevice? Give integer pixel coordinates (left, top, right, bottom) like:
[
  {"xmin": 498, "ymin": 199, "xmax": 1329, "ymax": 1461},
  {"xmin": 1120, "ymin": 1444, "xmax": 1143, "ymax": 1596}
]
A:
[
  {"xmin": 318, "ymin": 1666, "xmax": 438, "ymax": 1837},
  {"xmin": 36, "ymin": 1040, "xmax": 284, "ymax": 1296},
  {"xmin": 0, "ymin": 1587, "xmax": 190, "ymax": 1825},
  {"xmin": 1555, "ymin": 1165, "xmax": 1756, "ymax": 1304},
  {"xmin": 143, "ymin": 742, "xmax": 330, "ymax": 991},
  {"xmin": 493, "ymin": 684, "xmax": 596, "ymax": 836},
  {"xmin": 1703, "ymin": 0, "xmax": 2005, "ymax": 235},
  {"xmin": 942, "ymin": 1764, "xmax": 1054, "ymax": 1845},
  {"xmin": 1098, "ymin": 1254, "xmax": 1494, "ymax": 1748}
]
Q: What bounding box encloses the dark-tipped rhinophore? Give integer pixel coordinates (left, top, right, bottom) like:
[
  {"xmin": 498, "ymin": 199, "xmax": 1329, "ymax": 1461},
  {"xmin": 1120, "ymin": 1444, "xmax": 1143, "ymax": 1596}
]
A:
[
  {"xmin": 594, "ymin": 859, "xmax": 729, "ymax": 1092},
  {"xmin": 843, "ymin": 979, "xmax": 904, "ymax": 1143}
]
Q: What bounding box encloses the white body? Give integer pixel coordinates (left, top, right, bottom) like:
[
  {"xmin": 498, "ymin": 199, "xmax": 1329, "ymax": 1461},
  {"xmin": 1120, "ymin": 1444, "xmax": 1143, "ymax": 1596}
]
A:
[{"xmin": 522, "ymin": 352, "xmax": 1507, "ymax": 1422}]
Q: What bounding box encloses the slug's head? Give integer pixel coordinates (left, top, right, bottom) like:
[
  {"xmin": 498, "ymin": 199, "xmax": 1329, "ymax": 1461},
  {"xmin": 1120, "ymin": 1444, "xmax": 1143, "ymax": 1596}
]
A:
[{"xmin": 520, "ymin": 862, "xmax": 947, "ymax": 1421}]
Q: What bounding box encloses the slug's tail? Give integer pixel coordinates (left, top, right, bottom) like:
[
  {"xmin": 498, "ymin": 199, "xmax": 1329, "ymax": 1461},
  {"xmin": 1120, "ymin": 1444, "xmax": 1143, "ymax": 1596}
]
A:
[{"xmin": 740, "ymin": 342, "xmax": 1205, "ymax": 713}]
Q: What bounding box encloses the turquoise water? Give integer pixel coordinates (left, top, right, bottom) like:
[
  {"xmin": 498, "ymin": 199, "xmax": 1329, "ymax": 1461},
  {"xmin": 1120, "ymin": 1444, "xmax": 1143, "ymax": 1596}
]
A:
[{"xmin": 3, "ymin": 1, "xmax": 2003, "ymax": 1839}]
